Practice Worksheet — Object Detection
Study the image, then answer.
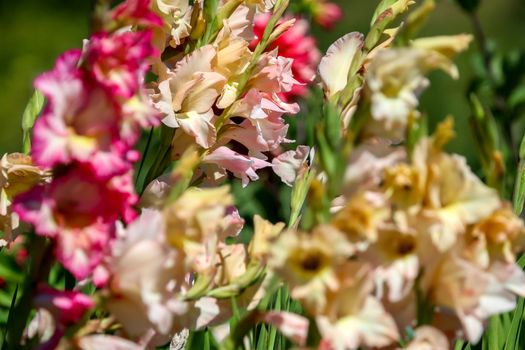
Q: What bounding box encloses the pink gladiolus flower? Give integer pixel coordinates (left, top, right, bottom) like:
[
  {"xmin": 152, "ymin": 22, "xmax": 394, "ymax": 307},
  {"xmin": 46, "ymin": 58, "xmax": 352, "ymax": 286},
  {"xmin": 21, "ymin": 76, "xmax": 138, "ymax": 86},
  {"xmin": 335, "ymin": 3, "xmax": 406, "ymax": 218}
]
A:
[
  {"xmin": 32, "ymin": 50, "xmax": 132, "ymax": 178},
  {"xmin": 112, "ymin": 0, "xmax": 163, "ymax": 28},
  {"xmin": 249, "ymin": 54, "xmax": 301, "ymax": 95},
  {"xmin": 85, "ymin": 30, "xmax": 158, "ymax": 98},
  {"xmin": 251, "ymin": 14, "xmax": 320, "ymax": 99},
  {"xmin": 312, "ymin": 0, "xmax": 343, "ymax": 30},
  {"xmin": 120, "ymin": 90, "xmax": 161, "ymax": 146},
  {"xmin": 229, "ymin": 88, "xmax": 299, "ymax": 121},
  {"xmin": 204, "ymin": 147, "xmax": 272, "ymax": 187},
  {"xmin": 13, "ymin": 167, "xmax": 136, "ymax": 279},
  {"xmin": 34, "ymin": 286, "xmax": 94, "ymax": 326},
  {"xmin": 13, "ymin": 166, "xmax": 131, "ymax": 236},
  {"xmin": 219, "ymin": 89, "xmax": 296, "ymax": 167}
]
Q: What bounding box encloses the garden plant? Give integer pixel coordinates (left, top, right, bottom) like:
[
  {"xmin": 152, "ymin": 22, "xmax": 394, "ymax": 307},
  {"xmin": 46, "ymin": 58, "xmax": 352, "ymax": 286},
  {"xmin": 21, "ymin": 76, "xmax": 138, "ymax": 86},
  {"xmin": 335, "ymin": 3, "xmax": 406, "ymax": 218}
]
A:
[{"xmin": 2, "ymin": 0, "xmax": 525, "ymax": 349}]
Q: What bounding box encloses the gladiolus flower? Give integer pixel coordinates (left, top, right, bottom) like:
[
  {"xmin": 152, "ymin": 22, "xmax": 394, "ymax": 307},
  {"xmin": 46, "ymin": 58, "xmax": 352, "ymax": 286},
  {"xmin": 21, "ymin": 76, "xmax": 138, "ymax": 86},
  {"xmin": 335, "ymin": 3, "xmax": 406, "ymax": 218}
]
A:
[
  {"xmin": 151, "ymin": 0, "xmax": 192, "ymax": 49},
  {"xmin": 203, "ymin": 147, "xmax": 272, "ymax": 187},
  {"xmin": 111, "ymin": 0, "xmax": 163, "ymax": 28},
  {"xmin": 426, "ymin": 255, "xmax": 517, "ymax": 343},
  {"xmin": 85, "ymin": 30, "xmax": 158, "ymax": 98},
  {"xmin": 315, "ymin": 262, "xmax": 399, "ymax": 350},
  {"xmin": 251, "ymin": 14, "xmax": 320, "ymax": 99},
  {"xmin": 163, "ymin": 186, "xmax": 242, "ymax": 273},
  {"xmin": 0, "ymin": 153, "xmax": 48, "ymax": 245},
  {"xmin": 269, "ymin": 225, "xmax": 354, "ymax": 314},
  {"xmin": 13, "ymin": 167, "xmax": 136, "ymax": 279},
  {"xmin": 311, "ymin": 0, "xmax": 343, "ymax": 30},
  {"xmin": 106, "ymin": 209, "xmax": 187, "ymax": 343},
  {"xmin": 403, "ymin": 326, "xmax": 449, "ymax": 350},
  {"xmin": 272, "ymin": 145, "xmax": 310, "ymax": 186},
  {"xmin": 34, "ymin": 286, "xmax": 94, "ymax": 326},
  {"xmin": 331, "ymin": 191, "xmax": 390, "ymax": 248},
  {"xmin": 32, "ymin": 50, "xmax": 132, "ymax": 178},
  {"xmin": 248, "ymin": 214, "xmax": 285, "ymax": 261},
  {"xmin": 155, "ymin": 45, "xmax": 225, "ymax": 148},
  {"xmin": 363, "ymin": 47, "xmax": 467, "ymax": 140}
]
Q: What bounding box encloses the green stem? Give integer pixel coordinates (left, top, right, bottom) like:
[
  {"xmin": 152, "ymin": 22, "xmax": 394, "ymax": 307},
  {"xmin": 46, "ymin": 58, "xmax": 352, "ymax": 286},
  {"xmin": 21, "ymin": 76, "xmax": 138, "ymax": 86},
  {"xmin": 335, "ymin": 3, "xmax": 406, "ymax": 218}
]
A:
[
  {"xmin": 135, "ymin": 127, "xmax": 154, "ymax": 188},
  {"xmin": 5, "ymin": 235, "xmax": 52, "ymax": 350}
]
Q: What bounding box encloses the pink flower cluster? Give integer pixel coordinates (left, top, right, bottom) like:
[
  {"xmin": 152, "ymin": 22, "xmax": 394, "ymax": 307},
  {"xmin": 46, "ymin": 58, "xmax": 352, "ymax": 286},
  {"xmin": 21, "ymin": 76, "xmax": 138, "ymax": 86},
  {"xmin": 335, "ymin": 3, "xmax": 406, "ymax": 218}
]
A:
[
  {"xmin": 14, "ymin": 6, "xmax": 161, "ymax": 281},
  {"xmin": 251, "ymin": 14, "xmax": 320, "ymax": 99}
]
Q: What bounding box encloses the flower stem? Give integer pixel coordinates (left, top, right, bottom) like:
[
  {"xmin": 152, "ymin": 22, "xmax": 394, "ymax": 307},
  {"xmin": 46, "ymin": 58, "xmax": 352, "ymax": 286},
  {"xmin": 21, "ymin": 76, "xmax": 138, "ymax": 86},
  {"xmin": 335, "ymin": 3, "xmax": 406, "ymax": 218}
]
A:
[{"xmin": 4, "ymin": 234, "xmax": 53, "ymax": 349}]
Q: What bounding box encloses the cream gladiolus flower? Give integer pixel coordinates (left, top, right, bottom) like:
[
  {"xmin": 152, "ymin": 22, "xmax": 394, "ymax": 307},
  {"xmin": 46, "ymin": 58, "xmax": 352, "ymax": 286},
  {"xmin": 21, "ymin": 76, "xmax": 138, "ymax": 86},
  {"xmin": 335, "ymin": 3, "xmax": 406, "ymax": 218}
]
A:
[
  {"xmin": 155, "ymin": 45, "xmax": 226, "ymax": 148},
  {"xmin": 331, "ymin": 191, "xmax": 390, "ymax": 248},
  {"xmin": 0, "ymin": 153, "xmax": 48, "ymax": 245},
  {"xmin": 464, "ymin": 204, "xmax": 525, "ymax": 267},
  {"xmin": 316, "ymin": 262, "xmax": 399, "ymax": 350},
  {"xmin": 428, "ymin": 255, "xmax": 517, "ymax": 343},
  {"xmin": 403, "ymin": 326, "xmax": 449, "ymax": 350},
  {"xmin": 269, "ymin": 225, "xmax": 354, "ymax": 314},
  {"xmin": 248, "ymin": 214, "xmax": 285, "ymax": 261},
  {"xmin": 411, "ymin": 34, "xmax": 473, "ymax": 59},
  {"xmin": 106, "ymin": 209, "xmax": 188, "ymax": 344},
  {"xmin": 363, "ymin": 47, "xmax": 462, "ymax": 140},
  {"xmin": 420, "ymin": 148, "xmax": 500, "ymax": 251},
  {"xmin": 341, "ymin": 139, "xmax": 406, "ymax": 199},
  {"xmin": 164, "ymin": 186, "xmax": 234, "ymax": 272},
  {"xmin": 151, "ymin": 0, "xmax": 192, "ymax": 49},
  {"xmin": 362, "ymin": 227, "xmax": 419, "ymax": 302}
]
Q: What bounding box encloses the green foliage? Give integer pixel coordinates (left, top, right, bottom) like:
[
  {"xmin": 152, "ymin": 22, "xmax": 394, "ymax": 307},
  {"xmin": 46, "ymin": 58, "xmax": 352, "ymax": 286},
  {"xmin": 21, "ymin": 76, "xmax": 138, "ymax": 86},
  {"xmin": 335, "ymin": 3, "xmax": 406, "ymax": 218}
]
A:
[
  {"xmin": 513, "ymin": 133, "xmax": 525, "ymax": 215},
  {"xmin": 20, "ymin": 90, "xmax": 44, "ymax": 154},
  {"xmin": 2, "ymin": 1, "xmax": 525, "ymax": 350}
]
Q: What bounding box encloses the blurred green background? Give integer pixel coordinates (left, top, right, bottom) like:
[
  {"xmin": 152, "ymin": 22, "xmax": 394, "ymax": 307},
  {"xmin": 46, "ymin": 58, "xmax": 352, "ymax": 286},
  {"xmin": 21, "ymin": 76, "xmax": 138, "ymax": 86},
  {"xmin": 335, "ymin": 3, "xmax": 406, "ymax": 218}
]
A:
[{"xmin": 1, "ymin": 0, "xmax": 524, "ymax": 166}]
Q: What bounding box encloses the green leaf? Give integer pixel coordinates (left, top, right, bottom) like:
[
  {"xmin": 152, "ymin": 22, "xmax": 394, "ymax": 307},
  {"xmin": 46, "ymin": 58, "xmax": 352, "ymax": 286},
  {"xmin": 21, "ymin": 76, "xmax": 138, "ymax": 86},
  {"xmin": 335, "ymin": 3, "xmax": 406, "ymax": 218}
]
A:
[
  {"xmin": 485, "ymin": 316, "xmax": 504, "ymax": 349},
  {"xmin": 513, "ymin": 133, "xmax": 525, "ymax": 215},
  {"xmin": 185, "ymin": 330, "xmax": 218, "ymax": 350},
  {"xmin": 21, "ymin": 90, "xmax": 44, "ymax": 154},
  {"xmin": 323, "ymin": 102, "xmax": 342, "ymax": 151},
  {"xmin": 203, "ymin": 0, "xmax": 218, "ymax": 22},
  {"xmin": 0, "ymin": 255, "xmax": 23, "ymax": 284},
  {"xmin": 267, "ymin": 288, "xmax": 282, "ymax": 350},
  {"xmin": 289, "ymin": 167, "xmax": 314, "ymax": 228},
  {"xmin": 508, "ymin": 86, "xmax": 525, "ymax": 110},
  {"xmin": 1, "ymin": 284, "xmax": 18, "ymax": 350},
  {"xmin": 255, "ymin": 325, "xmax": 268, "ymax": 350},
  {"xmin": 453, "ymin": 340, "xmax": 465, "ymax": 350},
  {"xmin": 315, "ymin": 124, "xmax": 336, "ymax": 180},
  {"xmin": 503, "ymin": 297, "xmax": 525, "ymax": 350},
  {"xmin": 514, "ymin": 160, "xmax": 525, "ymax": 215}
]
